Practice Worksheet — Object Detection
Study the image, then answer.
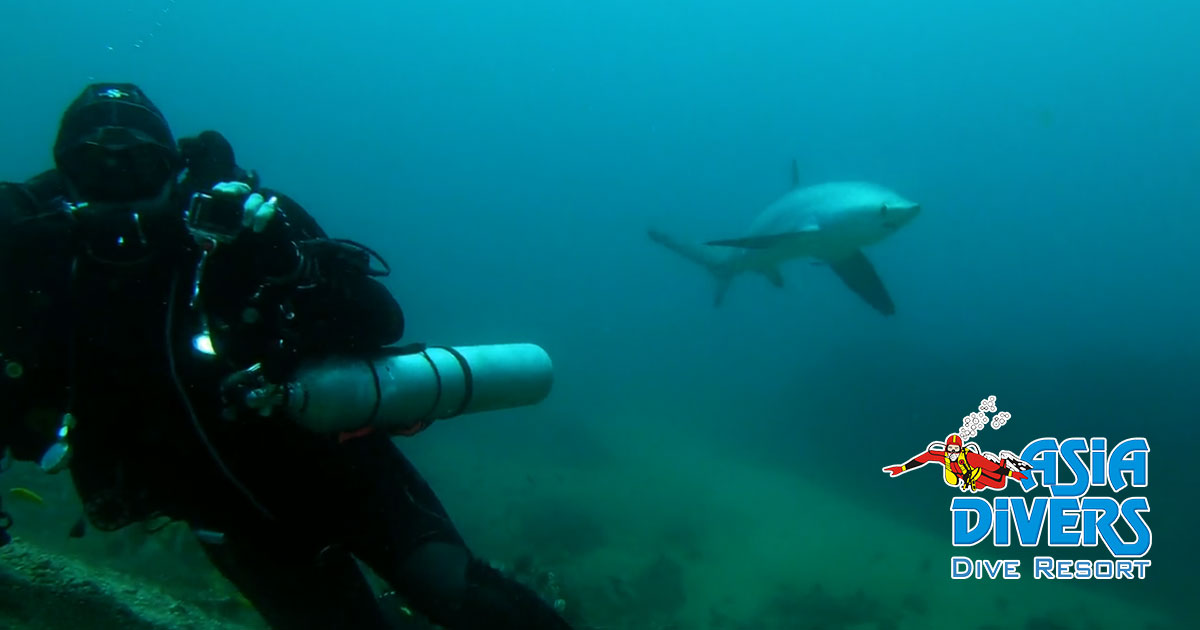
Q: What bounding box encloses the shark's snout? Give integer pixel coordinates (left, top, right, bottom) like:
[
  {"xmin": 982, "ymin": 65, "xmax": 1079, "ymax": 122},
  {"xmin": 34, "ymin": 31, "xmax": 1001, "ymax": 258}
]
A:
[{"xmin": 880, "ymin": 201, "xmax": 919, "ymax": 230}]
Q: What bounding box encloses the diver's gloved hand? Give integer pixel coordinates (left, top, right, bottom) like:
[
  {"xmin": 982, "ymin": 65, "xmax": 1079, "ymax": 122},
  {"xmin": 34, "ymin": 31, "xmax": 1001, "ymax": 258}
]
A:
[{"xmin": 211, "ymin": 181, "xmax": 278, "ymax": 234}]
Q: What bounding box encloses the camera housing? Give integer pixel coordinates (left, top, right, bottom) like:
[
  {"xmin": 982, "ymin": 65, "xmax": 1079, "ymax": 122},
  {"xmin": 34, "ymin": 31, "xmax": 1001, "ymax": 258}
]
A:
[{"xmin": 185, "ymin": 192, "xmax": 244, "ymax": 244}]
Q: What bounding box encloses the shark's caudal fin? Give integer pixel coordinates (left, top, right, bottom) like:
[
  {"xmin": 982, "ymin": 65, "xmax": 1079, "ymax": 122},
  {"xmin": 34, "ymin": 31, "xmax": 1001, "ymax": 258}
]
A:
[{"xmin": 647, "ymin": 228, "xmax": 736, "ymax": 307}]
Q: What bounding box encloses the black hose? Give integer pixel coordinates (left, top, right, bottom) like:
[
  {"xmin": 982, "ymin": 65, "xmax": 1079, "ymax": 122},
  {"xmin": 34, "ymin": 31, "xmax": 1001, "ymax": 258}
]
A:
[{"xmin": 166, "ymin": 270, "xmax": 275, "ymax": 523}]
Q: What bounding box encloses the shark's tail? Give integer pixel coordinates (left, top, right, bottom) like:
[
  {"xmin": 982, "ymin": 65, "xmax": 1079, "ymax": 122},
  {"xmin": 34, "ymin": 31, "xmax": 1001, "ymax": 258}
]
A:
[{"xmin": 647, "ymin": 228, "xmax": 735, "ymax": 307}]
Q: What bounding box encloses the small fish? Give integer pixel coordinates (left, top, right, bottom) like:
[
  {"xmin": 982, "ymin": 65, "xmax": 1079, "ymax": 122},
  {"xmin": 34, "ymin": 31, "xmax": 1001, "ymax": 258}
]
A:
[
  {"xmin": 8, "ymin": 487, "xmax": 45, "ymax": 505},
  {"xmin": 193, "ymin": 528, "xmax": 227, "ymax": 545}
]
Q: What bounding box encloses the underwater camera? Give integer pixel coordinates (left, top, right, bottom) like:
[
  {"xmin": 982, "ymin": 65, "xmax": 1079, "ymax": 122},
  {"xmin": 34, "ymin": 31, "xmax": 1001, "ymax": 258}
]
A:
[{"xmin": 184, "ymin": 191, "xmax": 245, "ymax": 244}]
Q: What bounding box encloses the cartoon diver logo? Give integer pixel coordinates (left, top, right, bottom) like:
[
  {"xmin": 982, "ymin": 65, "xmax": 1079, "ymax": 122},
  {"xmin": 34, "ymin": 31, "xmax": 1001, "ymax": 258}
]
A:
[
  {"xmin": 882, "ymin": 433, "xmax": 1032, "ymax": 492},
  {"xmin": 880, "ymin": 396, "xmax": 1153, "ymax": 581},
  {"xmin": 882, "ymin": 396, "xmax": 1031, "ymax": 492}
]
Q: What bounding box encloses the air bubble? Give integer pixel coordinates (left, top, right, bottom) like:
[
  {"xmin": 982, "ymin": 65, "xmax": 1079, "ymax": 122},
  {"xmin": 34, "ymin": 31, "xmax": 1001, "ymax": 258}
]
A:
[{"xmin": 104, "ymin": 0, "xmax": 178, "ymax": 53}]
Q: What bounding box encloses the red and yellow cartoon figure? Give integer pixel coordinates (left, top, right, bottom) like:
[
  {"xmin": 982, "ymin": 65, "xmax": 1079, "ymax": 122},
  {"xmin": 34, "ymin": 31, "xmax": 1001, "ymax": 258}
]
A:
[{"xmin": 883, "ymin": 434, "xmax": 1032, "ymax": 492}]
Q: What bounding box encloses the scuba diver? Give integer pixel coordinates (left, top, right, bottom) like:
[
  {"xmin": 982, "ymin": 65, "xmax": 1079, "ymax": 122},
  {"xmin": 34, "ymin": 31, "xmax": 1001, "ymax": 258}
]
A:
[{"xmin": 0, "ymin": 83, "xmax": 573, "ymax": 629}]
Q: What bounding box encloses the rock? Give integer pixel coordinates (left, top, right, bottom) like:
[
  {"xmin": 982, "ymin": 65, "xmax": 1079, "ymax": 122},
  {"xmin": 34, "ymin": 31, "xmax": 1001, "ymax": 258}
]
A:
[{"xmin": 0, "ymin": 537, "xmax": 255, "ymax": 630}]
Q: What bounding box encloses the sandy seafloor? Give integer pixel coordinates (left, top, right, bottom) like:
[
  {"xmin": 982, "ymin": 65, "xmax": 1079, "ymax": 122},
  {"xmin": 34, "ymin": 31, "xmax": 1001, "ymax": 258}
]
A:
[{"xmin": 0, "ymin": 415, "xmax": 1182, "ymax": 630}]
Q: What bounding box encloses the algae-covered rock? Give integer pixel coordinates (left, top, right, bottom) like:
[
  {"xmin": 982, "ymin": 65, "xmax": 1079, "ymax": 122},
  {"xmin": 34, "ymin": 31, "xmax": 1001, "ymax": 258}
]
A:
[{"xmin": 0, "ymin": 537, "xmax": 254, "ymax": 630}]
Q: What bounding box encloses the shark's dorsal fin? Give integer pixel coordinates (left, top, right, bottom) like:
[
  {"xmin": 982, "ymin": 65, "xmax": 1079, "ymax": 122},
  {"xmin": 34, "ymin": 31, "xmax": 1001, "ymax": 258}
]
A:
[{"xmin": 791, "ymin": 159, "xmax": 801, "ymax": 188}]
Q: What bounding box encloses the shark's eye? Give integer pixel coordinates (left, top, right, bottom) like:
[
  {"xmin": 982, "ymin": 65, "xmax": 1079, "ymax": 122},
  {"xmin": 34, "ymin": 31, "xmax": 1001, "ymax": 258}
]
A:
[{"xmin": 879, "ymin": 203, "xmax": 888, "ymax": 216}]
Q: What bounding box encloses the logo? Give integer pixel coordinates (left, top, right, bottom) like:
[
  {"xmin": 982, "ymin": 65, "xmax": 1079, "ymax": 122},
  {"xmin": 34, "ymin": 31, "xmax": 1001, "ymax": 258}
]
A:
[{"xmin": 882, "ymin": 396, "xmax": 1151, "ymax": 580}]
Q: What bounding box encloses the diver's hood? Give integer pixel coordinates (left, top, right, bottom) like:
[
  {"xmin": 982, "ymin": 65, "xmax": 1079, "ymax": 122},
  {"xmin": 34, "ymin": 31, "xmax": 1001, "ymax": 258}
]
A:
[{"xmin": 53, "ymin": 83, "xmax": 183, "ymax": 204}]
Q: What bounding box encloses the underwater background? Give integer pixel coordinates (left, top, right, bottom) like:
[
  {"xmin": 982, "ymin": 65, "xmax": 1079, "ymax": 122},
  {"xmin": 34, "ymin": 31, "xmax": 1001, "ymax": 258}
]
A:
[{"xmin": 1, "ymin": 0, "xmax": 1197, "ymax": 628}]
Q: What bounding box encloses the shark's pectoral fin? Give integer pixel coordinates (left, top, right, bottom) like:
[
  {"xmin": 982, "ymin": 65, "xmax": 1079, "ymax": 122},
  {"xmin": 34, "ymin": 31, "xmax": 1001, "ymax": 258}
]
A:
[
  {"xmin": 760, "ymin": 266, "xmax": 784, "ymax": 288},
  {"xmin": 827, "ymin": 250, "xmax": 896, "ymax": 316},
  {"xmin": 705, "ymin": 226, "xmax": 819, "ymax": 250}
]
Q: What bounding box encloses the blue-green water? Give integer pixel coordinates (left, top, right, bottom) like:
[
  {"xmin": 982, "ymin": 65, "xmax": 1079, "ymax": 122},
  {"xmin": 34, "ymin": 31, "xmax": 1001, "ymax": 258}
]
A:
[{"xmin": 2, "ymin": 1, "xmax": 1196, "ymax": 628}]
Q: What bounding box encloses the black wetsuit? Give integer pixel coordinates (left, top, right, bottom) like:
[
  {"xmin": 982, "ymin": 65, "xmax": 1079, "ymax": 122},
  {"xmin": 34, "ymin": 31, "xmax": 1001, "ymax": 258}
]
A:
[{"xmin": 0, "ymin": 133, "xmax": 572, "ymax": 630}]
